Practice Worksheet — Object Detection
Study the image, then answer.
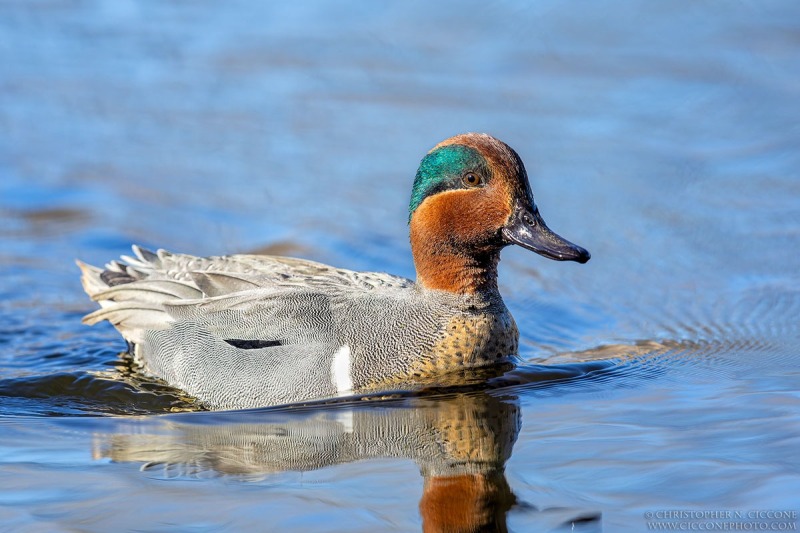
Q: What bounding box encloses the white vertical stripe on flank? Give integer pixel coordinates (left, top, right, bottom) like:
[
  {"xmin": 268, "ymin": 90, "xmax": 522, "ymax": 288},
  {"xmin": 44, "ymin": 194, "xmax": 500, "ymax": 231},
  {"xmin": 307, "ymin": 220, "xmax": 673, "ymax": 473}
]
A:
[{"xmin": 331, "ymin": 345, "xmax": 353, "ymax": 395}]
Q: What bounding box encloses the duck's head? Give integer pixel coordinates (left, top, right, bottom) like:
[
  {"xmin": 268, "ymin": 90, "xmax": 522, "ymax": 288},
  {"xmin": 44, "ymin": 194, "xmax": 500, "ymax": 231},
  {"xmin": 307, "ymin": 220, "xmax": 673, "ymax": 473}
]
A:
[{"xmin": 409, "ymin": 133, "xmax": 590, "ymax": 294}]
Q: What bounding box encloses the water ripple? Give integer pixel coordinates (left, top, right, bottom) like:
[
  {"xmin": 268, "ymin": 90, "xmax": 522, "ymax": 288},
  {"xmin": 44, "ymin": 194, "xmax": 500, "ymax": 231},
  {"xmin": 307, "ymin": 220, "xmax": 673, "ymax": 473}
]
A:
[{"xmin": 0, "ymin": 357, "xmax": 200, "ymax": 417}]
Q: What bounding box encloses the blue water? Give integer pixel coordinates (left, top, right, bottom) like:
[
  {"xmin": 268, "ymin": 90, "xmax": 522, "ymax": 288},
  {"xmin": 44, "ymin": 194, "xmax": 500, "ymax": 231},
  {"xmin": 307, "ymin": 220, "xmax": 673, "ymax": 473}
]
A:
[{"xmin": 1, "ymin": 1, "xmax": 799, "ymax": 531}]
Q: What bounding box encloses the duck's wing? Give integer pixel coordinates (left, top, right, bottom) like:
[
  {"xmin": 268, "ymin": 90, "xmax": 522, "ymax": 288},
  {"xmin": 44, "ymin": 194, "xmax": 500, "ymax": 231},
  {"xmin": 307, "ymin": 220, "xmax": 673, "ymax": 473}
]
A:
[
  {"xmin": 89, "ymin": 245, "xmax": 412, "ymax": 294},
  {"xmin": 78, "ymin": 245, "xmax": 409, "ymax": 346},
  {"xmin": 79, "ymin": 247, "xmax": 386, "ymax": 408},
  {"xmin": 81, "ymin": 244, "xmax": 419, "ymax": 298}
]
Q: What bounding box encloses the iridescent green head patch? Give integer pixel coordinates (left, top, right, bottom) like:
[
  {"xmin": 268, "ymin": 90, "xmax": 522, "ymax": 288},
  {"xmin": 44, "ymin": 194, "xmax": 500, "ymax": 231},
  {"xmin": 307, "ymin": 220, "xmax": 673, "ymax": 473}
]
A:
[{"xmin": 408, "ymin": 144, "xmax": 489, "ymax": 220}]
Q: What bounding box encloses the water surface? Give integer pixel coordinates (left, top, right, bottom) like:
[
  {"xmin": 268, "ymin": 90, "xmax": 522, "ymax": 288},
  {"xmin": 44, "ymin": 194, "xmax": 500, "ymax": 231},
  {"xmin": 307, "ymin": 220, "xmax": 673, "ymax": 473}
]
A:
[{"xmin": 1, "ymin": 1, "xmax": 799, "ymax": 531}]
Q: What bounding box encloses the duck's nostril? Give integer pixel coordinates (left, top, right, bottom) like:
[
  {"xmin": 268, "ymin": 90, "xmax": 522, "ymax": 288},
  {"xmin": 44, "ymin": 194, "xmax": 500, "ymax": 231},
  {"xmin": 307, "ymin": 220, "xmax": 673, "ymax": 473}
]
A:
[{"xmin": 522, "ymin": 214, "xmax": 534, "ymax": 226}]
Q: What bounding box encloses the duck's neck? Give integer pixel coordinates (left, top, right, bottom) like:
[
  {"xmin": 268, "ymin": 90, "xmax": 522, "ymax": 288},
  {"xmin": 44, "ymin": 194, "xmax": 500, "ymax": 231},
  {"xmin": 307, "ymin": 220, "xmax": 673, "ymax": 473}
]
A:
[{"xmin": 411, "ymin": 237, "xmax": 501, "ymax": 296}]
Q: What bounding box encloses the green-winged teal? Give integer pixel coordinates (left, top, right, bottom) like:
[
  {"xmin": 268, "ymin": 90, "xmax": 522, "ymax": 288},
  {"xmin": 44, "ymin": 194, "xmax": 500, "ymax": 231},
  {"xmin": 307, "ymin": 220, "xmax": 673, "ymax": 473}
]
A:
[{"xmin": 79, "ymin": 133, "xmax": 589, "ymax": 409}]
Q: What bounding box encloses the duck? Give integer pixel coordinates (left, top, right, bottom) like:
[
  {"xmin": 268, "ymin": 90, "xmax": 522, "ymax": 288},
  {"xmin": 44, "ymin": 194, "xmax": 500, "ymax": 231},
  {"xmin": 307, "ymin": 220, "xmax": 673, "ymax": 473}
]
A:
[{"xmin": 78, "ymin": 133, "xmax": 590, "ymax": 410}]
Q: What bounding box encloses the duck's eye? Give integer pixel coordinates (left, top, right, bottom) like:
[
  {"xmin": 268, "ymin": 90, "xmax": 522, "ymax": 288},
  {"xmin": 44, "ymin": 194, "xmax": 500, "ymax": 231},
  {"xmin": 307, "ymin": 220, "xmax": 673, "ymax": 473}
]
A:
[{"xmin": 462, "ymin": 172, "xmax": 483, "ymax": 188}]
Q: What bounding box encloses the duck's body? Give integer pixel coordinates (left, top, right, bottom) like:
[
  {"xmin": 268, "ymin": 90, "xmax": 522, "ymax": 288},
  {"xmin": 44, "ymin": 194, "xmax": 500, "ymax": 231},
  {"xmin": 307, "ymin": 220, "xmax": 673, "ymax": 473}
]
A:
[{"xmin": 79, "ymin": 133, "xmax": 589, "ymax": 409}]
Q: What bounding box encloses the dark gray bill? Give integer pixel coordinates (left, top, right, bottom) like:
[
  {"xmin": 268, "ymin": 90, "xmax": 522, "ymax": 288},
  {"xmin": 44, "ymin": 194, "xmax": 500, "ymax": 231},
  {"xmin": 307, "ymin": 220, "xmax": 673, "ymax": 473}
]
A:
[{"xmin": 501, "ymin": 201, "xmax": 590, "ymax": 263}]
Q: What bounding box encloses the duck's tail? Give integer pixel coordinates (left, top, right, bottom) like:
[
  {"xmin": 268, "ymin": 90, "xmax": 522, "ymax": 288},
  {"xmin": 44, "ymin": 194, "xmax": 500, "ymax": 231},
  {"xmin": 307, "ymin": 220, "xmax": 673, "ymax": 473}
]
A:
[{"xmin": 77, "ymin": 245, "xmax": 203, "ymax": 346}]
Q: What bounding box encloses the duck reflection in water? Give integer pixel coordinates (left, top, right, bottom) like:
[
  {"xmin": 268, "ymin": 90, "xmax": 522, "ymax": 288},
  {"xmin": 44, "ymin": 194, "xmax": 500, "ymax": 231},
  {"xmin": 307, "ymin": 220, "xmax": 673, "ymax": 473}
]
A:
[{"xmin": 96, "ymin": 391, "xmax": 519, "ymax": 532}]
